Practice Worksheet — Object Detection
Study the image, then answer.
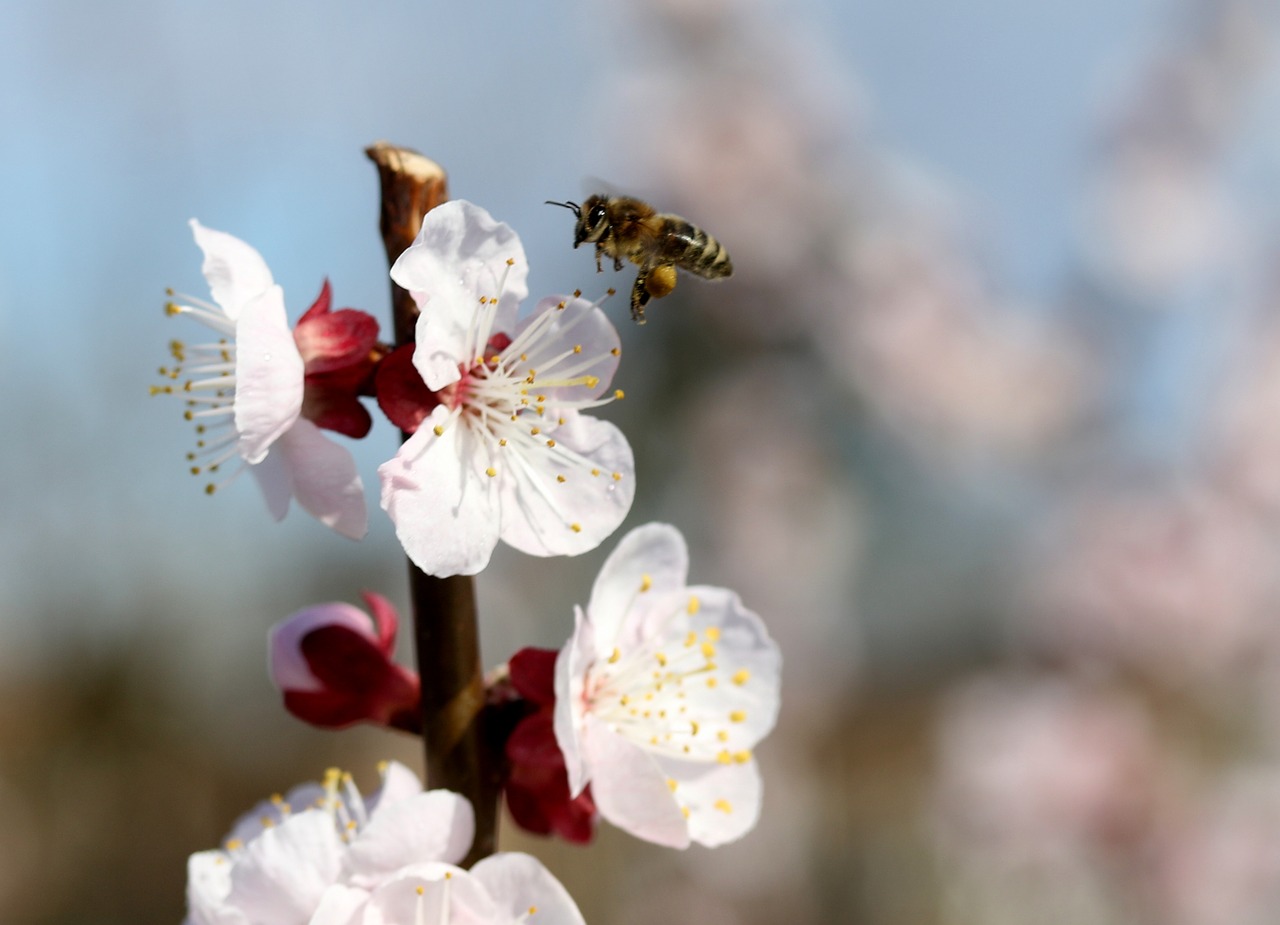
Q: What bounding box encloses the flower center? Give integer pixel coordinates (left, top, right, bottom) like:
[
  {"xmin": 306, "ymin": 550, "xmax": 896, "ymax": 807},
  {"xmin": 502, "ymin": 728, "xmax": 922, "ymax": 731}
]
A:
[{"xmin": 584, "ymin": 592, "xmax": 751, "ymax": 765}]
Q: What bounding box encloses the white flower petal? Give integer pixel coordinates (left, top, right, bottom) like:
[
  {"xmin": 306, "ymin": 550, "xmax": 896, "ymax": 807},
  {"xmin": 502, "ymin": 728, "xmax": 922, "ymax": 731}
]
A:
[
  {"xmin": 658, "ymin": 756, "xmax": 763, "ymax": 848},
  {"xmin": 587, "ymin": 523, "xmax": 689, "ymax": 658},
  {"xmin": 391, "ymin": 201, "xmax": 528, "ymax": 391},
  {"xmin": 185, "ymin": 851, "xmax": 242, "ymax": 925},
  {"xmin": 683, "ymin": 584, "xmax": 782, "ymax": 749},
  {"xmin": 497, "ymin": 413, "xmax": 635, "ymax": 559},
  {"xmin": 515, "ymin": 296, "xmax": 621, "ymax": 401},
  {"xmin": 275, "ymin": 420, "xmax": 368, "ymax": 540},
  {"xmin": 249, "ymin": 449, "xmax": 292, "ymax": 522},
  {"xmin": 554, "ymin": 607, "xmax": 594, "ymax": 797},
  {"xmin": 363, "ymin": 864, "xmax": 496, "ymax": 925},
  {"xmin": 363, "ymin": 761, "xmax": 424, "ymax": 820},
  {"xmin": 582, "ymin": 713, "xmax": 691, "ymax": 848},
  {"xmin": 379, "ymin": 407, "xmax": 501, "ymax": 577},
  {"xmin": 189, "ymin": 219, "xmax": 275, "ymax": 319},
  {"xmin": 234, "ymin": 284, "xmax": 304, "ymax": 464},
  {"xmin": 309, "ymin": 884, "xmax": 369, "ymax": 925},
  {"xmin": 470, "ymin": 853, "xmax": 587, "ymax": 925},
  {"xmin": 226, "ymin": 810, "xmax": 345, "ymax": 922},
  {"xmin": 346, "ymin": 790, "xmax": 475, "ymax": 887}
]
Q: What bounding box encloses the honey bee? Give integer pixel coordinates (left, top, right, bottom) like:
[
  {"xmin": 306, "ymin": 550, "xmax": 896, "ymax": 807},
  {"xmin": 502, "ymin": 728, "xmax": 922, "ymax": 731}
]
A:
[{"xmin": 546, "ymin": 195, "xmax": 733, "ymax": 324}]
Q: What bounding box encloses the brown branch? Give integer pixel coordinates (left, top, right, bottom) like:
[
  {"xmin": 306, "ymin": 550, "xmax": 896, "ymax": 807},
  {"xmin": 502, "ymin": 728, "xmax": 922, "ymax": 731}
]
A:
[{"xmin": 365, "ymin": 141, "xmax": 501, "ymax": 866}]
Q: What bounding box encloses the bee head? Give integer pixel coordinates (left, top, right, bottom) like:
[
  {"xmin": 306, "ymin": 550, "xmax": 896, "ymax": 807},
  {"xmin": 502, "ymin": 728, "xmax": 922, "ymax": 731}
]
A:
[{"xmin": 546, "ymin": 197, "xmax": 610, "ymax": 248}]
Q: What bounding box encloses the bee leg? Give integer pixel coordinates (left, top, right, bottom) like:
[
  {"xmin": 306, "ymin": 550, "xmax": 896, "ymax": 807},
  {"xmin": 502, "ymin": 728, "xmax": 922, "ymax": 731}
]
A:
[
  {"xmin": 593, "ymin": 244, "xmax": 604, "ymax": 273},
  {"xmin": 613, "ymin": 255, "xmax": 624, "ymax": 272},
  {"xmin": 630, "ymin": 273, "xmax": 650, "ymax": 325}
]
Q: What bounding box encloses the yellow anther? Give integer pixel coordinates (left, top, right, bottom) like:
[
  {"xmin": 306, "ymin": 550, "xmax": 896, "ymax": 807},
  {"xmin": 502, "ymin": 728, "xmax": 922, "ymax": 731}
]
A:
[
  {"xmin": 556, "ymin": 301, "xmax": 566, "ymax": 310},
  {"xmin": 528, "ymin": 907, "xmax": 537, "ymax": 917},
  {"xmin": 612, "ymin": 472, "xmax": 623, "ymax": 481},
  {"xmin": 733, "ymin": 750, "xmax": 752, "ymax": 764},
  {"xmin": 570, "ymin": 522, "xmax": 582, "ymax": 533},
  {"xmin": 608, "ymin": 648, "xmax": 621, "ymax": 664},
  {"xmin": 717, "ymin": 750, "xmax": 733, "ymax": 765},
  {"xmin": 224, "ymin": 838, "xmax": 244, "ymax": 851},
  {"xmin": 682, "ymin": 806, "xmax": 691, "ymax": 818},
  {"xmin": 614, "ymin": 389, "xmax": 625, "ymax": 400},
  {"xmin": 717, "ymin": 730, "xmax": 729, "ymax": 742},
  {"xmin": 701, "ymin": 642, "xmax": 716, "ymax": 659},
  {"xmin": 416, "ymin": 886, "xmax": 425, "ymax": 896},
  {"xmin": 705, "ymin": 626, "xmax": 720, "ymax": 641},
  {"xmin": 546, "ymin": 439, "xmax": 556, "ymax": 447},
  {"xmin": 688, "ymin": 596, "xmax": 701, "ymax": 615},
  {"xmin": 714, "ymin": 799, "xmax": 733, "ymax": 813},
  {"xmin": 433, "ymin": 425, "xmax": 444, "ymax": 436},
  {"xmin": 585, "ymin": 376, "xmax": 600, "ymax": 388},
  {"xmin": 573, "ymin": 289, "xmax": 582, "ymax": 298},
  {"xmin": 650, "ymin": 735, "xmax": 659, "ymax": 744},
  {"xmin": 445, "ymin": 872, "xmax": 453, "ymax": 880},
  {"xmin": 506, "ymin": 257, "xmax": 515, "ymax": 266},
  {"xmin": 684, "ymin": 631, "xmax": 697, "ymax": 647},
  {"xmin": 667, "ymin": 778, "xmax": 678, "ymax": 792},
  {"xmin": 499, "ymin": 438, "xmax": 508, "ymax": 446},
  {"xmin": 683, "ymin": 744, "xmax": 691, "ymax": 753},
  {"xmin": 611, "ymin": 347, "xmax": 621, "ymax": 356},
  {"xmin": 732, "ymin": 669, "xmax": 751, "ymax": 685},
  {"xmin": 573, "ymin": 344, "xmax": 583, "ymax": 354},
  {"xmin": 639, "ymin": 573, "xmax": 653, "ymax": 592},
  {"xmin": 656, "ymin": 652, "xmax": 668, "ymax": 667},
  {"xmin": 530, "ymin": 426, "xmax": 541, "ymax": 435},
  {"xmin": 619, "ymin": 694, "xmax": 630, "ymax": 706},
  {"xmin": 730, "ymin": 710, "xmax": 747, "ymax": 723},
  {"xmin": 486, "ymin": 467, "xmax": 497, "ymax": 477},
  {"xmin": 204, "ymin": 484, "xmax": 216, "ymax": 495},
  {"xmin": 556, "ymin": 474, "xmax": 566, "ymax": 483},
  {"xmin": 591, "ymin": 468, "xmax": 601, "ymax": 477},
  {"xmin": 165, "ymin": 302, "xmax": 181, "ymax": 316},
  {"xmin": 689, "ymin": 720, "xmax": 700, "ymax": 736},
  {"xmin": 707, "ymin": 677, "xmax": 718, "ymax": 688}
]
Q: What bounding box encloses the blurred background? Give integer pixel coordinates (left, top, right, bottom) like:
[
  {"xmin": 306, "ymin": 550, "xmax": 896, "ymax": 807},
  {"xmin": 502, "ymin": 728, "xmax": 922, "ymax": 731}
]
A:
[{"xmin": 6, "ymin": 0, "xmax": 1280, "ymax": 921}]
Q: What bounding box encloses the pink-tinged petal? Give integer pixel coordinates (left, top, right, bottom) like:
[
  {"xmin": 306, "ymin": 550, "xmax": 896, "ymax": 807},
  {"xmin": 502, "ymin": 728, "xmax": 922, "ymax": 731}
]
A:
[
  {"xmin": 362, "ymin": 864, "xmax": 496, "ymax": 925},
  {"xmin": 508, "ymin": 647, "xmax": 558, "ymax": 706},
  {"xmin": 587, "ymin": 523, "xmax": 689, "ymax": 659},
  {"xmin": 373, "ymin": 344, "xmax": 440, "ymax": 435},
  {"xmin": 554, "ymin": 608, "xmax": 593, "ymax": 796},
  {"xmin": 226, "ymin": 810, "xmax": 345, "ymax": 920},
  {"xmin": 301, "ymin": 381, "xmax": 374, "ymax": 440},
  {"xmin": 275, "ymin": 419, "xmax": 367, "ymax": 540},
  {"xmin": 470, "ymin": 853, "xmax": 587, "ymax": 925},
  {"xmin": 379, "ymin": 408, "xmax": 501, "ymax": 577},
  {"xmin": 249, "ymin": 450, "xmax": 292, "ymax": 522},
  {"xmin": 657, "ymin": 757, "xmax": 763, "ymax": 848},
  {"xmin": 580, "ymin": 714, "xmax": 690, "ymax": 848},
  {"xmin": 363, "ymin": 760, "xmax": 423, "ymax": 820},
  {"xmin": 295, "ymin": 306, "xmax": 379, "ymax": 373},
  {"xmin": 269, "ymin": 602, "xmax": 376, "ymax": 692},
  {"xmin": 234, "ymin": 285, "xmax": 304, "ymax": 464},
  {"xmin": 189, "ymin": 219, "xmax": 274, "ymax": 320},
  {"xmin": 514, "ymin": 296, "xmax": 621, "ymax": 401},
  {"xmin": 309, "ymin": 884, "xmax": 368, "ymax": 925},
  {"xmin": 298, "ymin": 277, "xmax": 333, "ymax": 323},
  {"xmin": 497, "ymin": 413, "xmax": 635, "ymax": 559},
  {"xmin": 346, "ymin": 791, "xmax": 475, "ymax": 886},
  {"xmin": 361, "ymin": 591, "xmax": 399, "ymax": 654},
  {"xmin": 391, "ymin": 201, "xmax": 528, "ymax": 391}
]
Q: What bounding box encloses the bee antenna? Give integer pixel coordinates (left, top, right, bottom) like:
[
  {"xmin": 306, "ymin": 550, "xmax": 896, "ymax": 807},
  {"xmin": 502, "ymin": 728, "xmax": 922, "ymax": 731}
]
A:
[{"xmin": 545, "ymin": 200, "xmax": 581, "ymax": 217}]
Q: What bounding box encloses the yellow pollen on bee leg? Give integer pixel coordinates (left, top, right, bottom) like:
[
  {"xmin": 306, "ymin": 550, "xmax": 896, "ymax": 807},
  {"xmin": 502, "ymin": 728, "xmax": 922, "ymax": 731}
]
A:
[{"xmin": 714, "ymin": 799, "xmax": 733, "ymax": 813}]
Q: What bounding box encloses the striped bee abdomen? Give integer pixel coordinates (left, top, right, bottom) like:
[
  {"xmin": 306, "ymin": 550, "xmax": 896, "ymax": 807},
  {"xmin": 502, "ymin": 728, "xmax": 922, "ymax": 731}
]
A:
[{"xmin": 659, "ymin": 217, "xmax": 733, "ymax": 280}]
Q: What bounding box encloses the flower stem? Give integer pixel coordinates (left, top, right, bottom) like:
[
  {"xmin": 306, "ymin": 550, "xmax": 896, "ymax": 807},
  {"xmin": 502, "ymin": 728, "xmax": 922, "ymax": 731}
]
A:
[{"xmin": 366, "ymin": 141, "xmax": 501, "ymax": 865}]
